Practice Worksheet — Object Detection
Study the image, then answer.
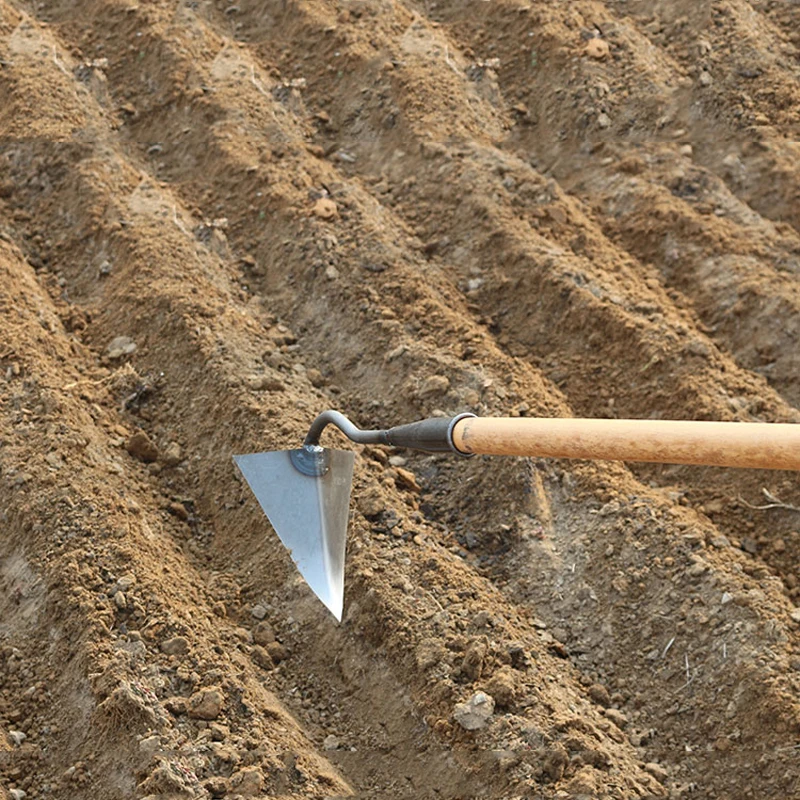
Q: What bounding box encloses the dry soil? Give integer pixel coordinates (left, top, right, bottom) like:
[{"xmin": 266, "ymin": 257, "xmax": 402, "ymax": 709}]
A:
[{"xmin": 2, "ymin": 0, "xmax": 800, "ymax": 798}]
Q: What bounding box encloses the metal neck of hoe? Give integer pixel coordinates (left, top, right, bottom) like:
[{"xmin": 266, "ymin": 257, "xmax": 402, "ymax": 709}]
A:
[
  {"xmin": 303, "ymin": 410, "xmax": 387, "ymax": 448},
  {"xmin": 303, "ymin": 409, "xmax": 475, "ymax": 455}
]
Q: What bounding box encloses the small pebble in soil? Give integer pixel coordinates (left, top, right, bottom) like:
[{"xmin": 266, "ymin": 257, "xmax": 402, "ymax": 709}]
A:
[
  {"xmin": 253, "ymin": 621, "xmax": 275, "ymax": 646},
  {"xmin": 645, "ymin": 762, "xmax": 669, "ymax": 783},
  {"xmin": 588, "ymin": 683, "xmax": 611, "ymax": 707},
  {"xmin": 485, "ymin": 667, "xmax": 518, "ymax": 709},
  {"xmin": 168, "ymin": 502, "xmax": 189, "ymax": 521},
  {"xmin": 266, "ymin": 641, "xmax": 288, "ymax": 663},
  {"xmin": 251, "ymin": 604, "xmax": 268, "ymax": 620},
  {"xmin": 127, "ymin": 430, "xmax": 159, "ymax": 462},
  {"xmin": 419, "ymin": 374, "xmax": 450, "ymax": 397},
  {"xmin": 205, "ymin": 776, "xmax": 229, "ymax": 798},
  {"xmin": 187, "ymin": 687, "xmax": 224, "ymax": 720},
  {"xmin": 357, "ymin": 486, "xmax": 384, "ymax": 517},
  {"xmin": 107, "ymin": 335, "xmax": 137, "ymax": 359},
  {"xmin": 210, "ymin": 723, "xmax": 228, "ymax": 741},
  {"xmin": 161, "ymin": 636, "xmax": 189, "ymax": 656},
  {"xmin": 8, "ymin": 730, "xmax": 26, "ymax": 746},
  {"xmin": 453, "ymin": 691, "xmax": 495, "ymax": 730},
  {"xmin": 251, "ymin": 645, "xmax": 274, "ymax": 670},
  {"xmin": 461, "ymin": 640, "xmax": 487, "ymax": 681},
  {"xmin": 544, "ymin": 743, "xmax": 569, "ymax": 782},
  {"xmin": 229, "ymin": 767, "xmax": 263, "ymax": 797},
  {"xmin": 605, "ymin": 708, "xmax": 628, "ymax": 729},
  {"xmin": 161, "ymin": 442, "xmax": 183, "ymax": 467}
]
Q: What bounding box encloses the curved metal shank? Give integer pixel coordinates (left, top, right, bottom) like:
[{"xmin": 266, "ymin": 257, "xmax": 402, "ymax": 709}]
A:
[
  {"xmin": 303, "ymin": 409, "xmax": 475, "ymax": 455},
  {"xmin": 303, "ymin": 410, "xmax": 388, "ymax": 448}
]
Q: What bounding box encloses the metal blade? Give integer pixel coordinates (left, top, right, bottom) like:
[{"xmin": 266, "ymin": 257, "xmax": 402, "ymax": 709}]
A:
[{"xmin": 233, "ymin": 448, "xmax": 354, "ymax": 621}]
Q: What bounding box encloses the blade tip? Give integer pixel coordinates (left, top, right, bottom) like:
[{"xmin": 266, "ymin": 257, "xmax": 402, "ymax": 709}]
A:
[{"xmin": 326, "ymin": 598, "xmax": 343, "ymax": 623}]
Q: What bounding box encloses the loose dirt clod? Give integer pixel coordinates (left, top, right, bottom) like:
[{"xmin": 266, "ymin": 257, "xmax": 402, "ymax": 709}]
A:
[
  {"xmin": 313, "ymin": 197, "xmax": 338, "ymax": 220},
  {"xmin": 126, "ymin": 430, "xmax": 160, "ymax": 462},
  {"xmin": 585, "ymin": 38, "xmax": 610, "ymax": 59},
  {"xmin": 187, "ymin": 688, "xmax": 224, "ymax": 720}
]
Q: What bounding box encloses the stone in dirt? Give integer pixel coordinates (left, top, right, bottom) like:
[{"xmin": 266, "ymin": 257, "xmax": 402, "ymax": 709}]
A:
[
  {"xmin": 251, "ymin": 603, "xmax": 268, "ymax": 620},
  {"xmin": 251, "ymin": 645, "xmax": 274, "ymax": 670},
  {"xmin": 266, "ymin": 641, "xmax": 288, "ymax": 663},
  {"xmin": 229, "ymin": 767, "xmax": 263, "ymax": 797},
  {"xmin": 605, "ymin": 708, "xmax": 628, "ymax": 729},
  {"xmin": 106, "ymin": 335, "xmax": 137, "ymax": 358},
  {"xmin": 160, "ymin": 636, "xmax": 189, "ymax": 656},
  {"xmin": 394, "ymin": 466, "xmax": 421, "ymax": 493},
  {"xmin": 127, "ymin": 430, "xmax": 160, "ymax": 462},
  {"xmin": 164, "ymin": 696, "xmax": 188, "ymax": 715},
  {"xmin": 205, "ymin": 776, "xmax": 229, "ymax": 798},
  {"xmin": 168, "ymin": 501, "xmax": 189, "ymax": 521},
  {"xmin": 253, "ymin": 620, "xmax": 275, "ymax": 645},
  {"xmin": 453, "ymin": 691, "xmax": 495, "ymax": 730},
  {"xmin": 161, "ymin": 441, "xmax": 183, "ymax": 467},
  {"xmin": 8, "ymin": 730, "xmax": 26, "ymax": 746},
  {"xmin": 419, "ymin": 374, "xmax": 450, "ymax": 396},
  {"xmin": 357, "ymin": 485, "xmax": 384, "ymax": 517},
  {"xmin": 461, "ymin": 639, "xmax": 487, "ymax": 681},
  {"xmin": 117, "ymin": 574, "xmax": 136, "ymax": 591},
  {"xmin": 544, "ymin": 743, "xmax": 569, "ymax": 782},
  {"xmin": 589, "ymin": 683, "xmax": 611, "ymax": 707},
  {"xmin": 187, "ymin": 687, "xmax": 224, "ymax": 720},
  {"xmin": 645, "ymin": 762, "xmax": 669, "ymax": 783}
]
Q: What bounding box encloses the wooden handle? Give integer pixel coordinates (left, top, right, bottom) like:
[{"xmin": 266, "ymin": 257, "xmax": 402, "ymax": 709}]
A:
[{"xmin": 452, "ymin": 417, "xmax": 800, "ymax": 471}]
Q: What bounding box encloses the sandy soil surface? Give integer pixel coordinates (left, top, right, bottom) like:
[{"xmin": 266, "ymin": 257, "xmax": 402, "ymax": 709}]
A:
[{"xmin": 2, "ymin": 0, "xmax": 800, "ymax": 797}]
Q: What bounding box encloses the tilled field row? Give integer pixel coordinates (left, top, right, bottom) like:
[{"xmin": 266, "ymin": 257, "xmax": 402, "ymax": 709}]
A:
[{"xmin": 2, "ymin": 0, "xmax": 800, "ymax": 798}]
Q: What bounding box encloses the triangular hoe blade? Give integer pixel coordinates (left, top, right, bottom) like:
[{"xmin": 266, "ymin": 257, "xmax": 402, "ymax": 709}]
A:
[{"xmin": 233, "ymin": 448, "xmax": 354, "ymax": 621}]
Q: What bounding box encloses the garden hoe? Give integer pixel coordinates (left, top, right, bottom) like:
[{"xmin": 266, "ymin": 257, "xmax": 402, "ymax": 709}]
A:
[{"xmin": 234, "ymin": 410, "xmax": 800, "ymax": 620}]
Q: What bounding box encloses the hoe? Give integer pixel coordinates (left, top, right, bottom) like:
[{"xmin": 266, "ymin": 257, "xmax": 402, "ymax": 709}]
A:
[{"xmin": 234, "ymin": 410, "xmax": 800, "ymax": 620}]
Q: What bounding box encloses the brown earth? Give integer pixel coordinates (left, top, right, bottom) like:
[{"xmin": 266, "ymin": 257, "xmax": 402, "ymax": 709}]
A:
[{"xmin": 2, "ymin": 0, "xmax": 800, "ymax": 797}]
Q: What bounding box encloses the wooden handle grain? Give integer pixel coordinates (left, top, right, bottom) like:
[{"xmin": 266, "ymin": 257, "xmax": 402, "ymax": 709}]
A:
[{"xmin": 452, "ymin": 417, "xmax": 800, "ymax": 471}]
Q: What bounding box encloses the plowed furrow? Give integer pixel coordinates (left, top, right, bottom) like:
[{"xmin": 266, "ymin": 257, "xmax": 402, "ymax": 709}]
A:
[
  {"xmin": 0, "ymin": 44, "xmax": 670, "ymax": 794},
  {"xmin": 205, "ymin": 0, "xmax": 800, "ymax": 593},
  {"xmin": 223, "ymin": 0, "xmax": 797, "ymax": 431},
  {"xmin": 573, "ymin": 152, "xmax": 800, "ymax": 407},
  {"xmin": 0, "ymin": 234, "xmax": 352, "ymax": 799},
  {"xmin": 424, "ymin": 0, "xmax": 800, "ymax": 241},
  {"xmin": 1, "ymin": 150, "xmax": 664, "ymax": 798},
  {"xmin": 3, "ymin": 0, "xmax": 800, "ymax": 798}
]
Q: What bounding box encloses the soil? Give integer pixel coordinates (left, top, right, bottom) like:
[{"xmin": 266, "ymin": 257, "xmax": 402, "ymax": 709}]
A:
[{"xmin": 1, "ymin": 0, "xmax": 800, "ymax": 798}]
